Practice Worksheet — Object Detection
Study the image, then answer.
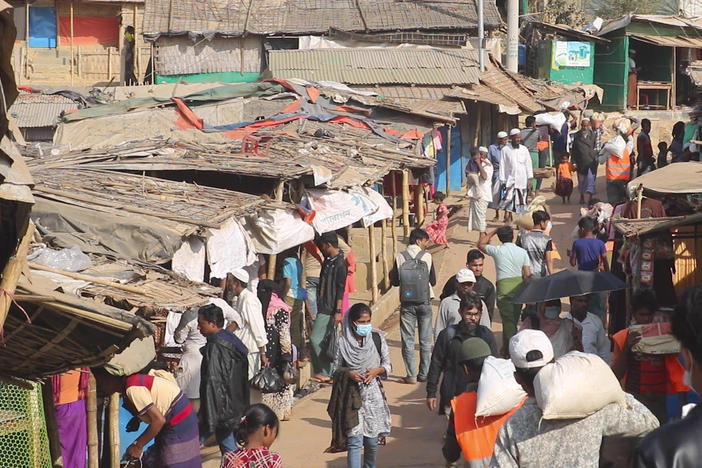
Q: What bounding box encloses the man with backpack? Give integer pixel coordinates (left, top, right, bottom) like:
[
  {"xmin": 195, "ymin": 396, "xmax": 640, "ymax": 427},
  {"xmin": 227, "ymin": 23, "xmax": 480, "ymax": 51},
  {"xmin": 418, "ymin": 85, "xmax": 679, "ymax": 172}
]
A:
[{"xmin": 390, "ymin": 228, "xmax": 437, "ymax": 384}]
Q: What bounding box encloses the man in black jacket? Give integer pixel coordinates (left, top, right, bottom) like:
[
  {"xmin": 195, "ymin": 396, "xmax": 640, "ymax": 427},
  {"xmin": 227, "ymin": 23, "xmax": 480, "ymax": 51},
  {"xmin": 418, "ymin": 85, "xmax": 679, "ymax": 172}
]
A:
[
  {"xmin": 197, "ymin": 303, "xmax": 250, "ymax": 454},
  {"xmin": 571, "ymin": 117, "xmax": 598, "ymax": 205},
  {"xmin": 426, "ymin": 292, "xmax": 497, "ymax": 416}
]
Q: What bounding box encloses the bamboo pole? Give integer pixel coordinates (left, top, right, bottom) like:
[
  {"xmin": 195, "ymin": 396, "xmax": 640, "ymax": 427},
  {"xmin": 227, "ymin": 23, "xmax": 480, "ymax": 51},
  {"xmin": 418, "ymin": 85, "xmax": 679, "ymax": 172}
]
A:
[
  {"xmin": 446, "ymin": 125, "xmax": 452, "ymax": 195},
  {"xmin": 0, "ymin": 222, "xmax": 33, "ymax": 327},
  {"xmin": 28, "ymin": 262, "xmax": 149, "ymax": 296},
  {"xmin": 368, "ymin": 224, "xmax": 378, "ymax": 304},
  {"xmin": 87, "ymin": 374, "xmax": 98, "ymax": 468},
  {"xmin": 391, "ymin": 172, "xmax": 399, "ymax": 258},
  {"xmin": 416, "ymin": 184, "xmax": 425, "ymax": 227},
  {"xmin": 41, "ymin": 382, "xmax": 63, "ymax": 468},
  {"xmin": 109, "ymin": 392, "xmax": 120, "ymax": 468},
  {"xmin": 636, "ymin": 184, "xmax": 643, "ymax": 219},
  {"xmin": 107, "ymin": 47, "xmax": 112, "ymax": 80},
  {"xmin": 70, "ymin": 0, "xmax": 74, "ymax": 85},
  {"xmin": 381, "ymin": 217, "xmax": 390, "ymax": 290},
  {"xmin": 402, "ymin": 169, "xmax": 410, "ymax": 237},
  {"xmin": 267, "ymin": 181, "xmax": 285, "ymax": 279},
  {"xmin": 133, "ymin": 4, "xmax": 139, "ymax": 81}
]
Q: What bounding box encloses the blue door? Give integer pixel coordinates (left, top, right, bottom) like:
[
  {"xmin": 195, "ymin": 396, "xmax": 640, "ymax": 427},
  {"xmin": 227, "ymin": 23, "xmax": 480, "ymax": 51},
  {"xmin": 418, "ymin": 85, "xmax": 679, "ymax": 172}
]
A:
[
  {"xmin": 435, "ymin": 125, "xmax": 463, "ymax": 192},
  {"xmin": 28, "ymin": 7, "xmax": 57, "ymax": 48}
]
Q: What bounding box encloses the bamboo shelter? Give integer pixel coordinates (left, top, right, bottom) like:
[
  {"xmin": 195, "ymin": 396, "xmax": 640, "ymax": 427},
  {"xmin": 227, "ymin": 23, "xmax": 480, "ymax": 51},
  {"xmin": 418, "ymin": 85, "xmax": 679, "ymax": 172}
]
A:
[{"xmin": 0, "ymin": 271, "xmax": 155, "ymax": 379}]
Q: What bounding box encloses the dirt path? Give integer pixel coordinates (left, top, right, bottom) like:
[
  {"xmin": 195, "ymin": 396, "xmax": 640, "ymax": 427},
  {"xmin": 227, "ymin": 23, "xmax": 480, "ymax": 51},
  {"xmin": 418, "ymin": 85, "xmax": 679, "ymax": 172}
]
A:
[{"xmin": 202, "ymin": 175, "xmax": 598, "ymax": 467}]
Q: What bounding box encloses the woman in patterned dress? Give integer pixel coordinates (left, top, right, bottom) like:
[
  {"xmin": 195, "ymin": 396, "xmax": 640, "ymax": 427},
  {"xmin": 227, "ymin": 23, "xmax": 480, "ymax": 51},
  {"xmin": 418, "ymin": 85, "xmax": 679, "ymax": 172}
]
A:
[
  {"xmin": 257, "ymin": 280, "xmax": 294, "ymax": 421},
  {"xmin": 425, "ymin": 191, "xmax": 450, "ymax": 248},
  {"xmin": 221, "ymin": 404, "xmax": 282, "ymax": 468}
]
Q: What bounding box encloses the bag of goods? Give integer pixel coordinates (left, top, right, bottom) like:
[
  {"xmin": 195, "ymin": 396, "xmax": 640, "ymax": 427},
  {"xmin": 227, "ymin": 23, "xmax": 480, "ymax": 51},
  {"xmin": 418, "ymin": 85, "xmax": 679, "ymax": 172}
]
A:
[
  {"xmin": 535, "ymin": 112, "xmax": 567, "ymax": 132},
  {"xmin": 476, "ymin": 356, "xmax": 528, "ymax": 417},
  {"xmin": 630, "ymin": 322, "xmax": 681, "ymax": 355},
  {"xmin": 515, "ymin": 196, "xmax": 548, "ymax": 230},
  {"xmin": 535, "ymin": 351, "xmax": 625, "ymax": 419},
  {"xmin": 601, "ymin": 134, "xmax": 627, "ymax": 159}
]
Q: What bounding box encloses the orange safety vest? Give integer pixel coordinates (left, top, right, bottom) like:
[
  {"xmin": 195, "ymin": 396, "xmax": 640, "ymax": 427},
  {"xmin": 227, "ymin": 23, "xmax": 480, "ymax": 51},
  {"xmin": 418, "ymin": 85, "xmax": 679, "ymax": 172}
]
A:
[
  {"xmin": 606, "ymin": 147, "xmax": 631, "ymax": 181},
  {"xmin": 450, "ymin": 392, "xmax": 526, "ymax": 468}
]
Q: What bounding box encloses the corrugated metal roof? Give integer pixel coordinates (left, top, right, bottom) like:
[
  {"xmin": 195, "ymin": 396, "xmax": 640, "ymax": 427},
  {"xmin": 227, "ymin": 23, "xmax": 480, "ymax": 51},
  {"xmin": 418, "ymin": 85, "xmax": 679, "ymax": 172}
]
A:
[
  {"xmin": 629, "ymin": 34, "xmax": 702, "ymax": 48},
  {"xmin": 268, "ymin": 48, "xmax": 479, "ymax": 85},
  {"xmin": 598, "ymin": 14, "xmax": 702, "ymax": 36},
  {"xmin": 530, "ymin": 21, "xmax": 610, "ymax": 44},
  {"xmin": 143, "ymin": 0, "xmax": 502, "ymax": 37},
  {"xmin": 352, "ymin": 85, "xmax": 452, "ymax": 100},
  {"xmin": 9, "ymin": 94, "xmax": 77, "ymax": 128}
]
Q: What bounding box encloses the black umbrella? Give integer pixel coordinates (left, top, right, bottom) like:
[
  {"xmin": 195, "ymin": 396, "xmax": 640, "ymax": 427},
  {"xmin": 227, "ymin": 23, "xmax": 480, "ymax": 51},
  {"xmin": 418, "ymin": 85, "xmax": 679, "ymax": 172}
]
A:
[{"xmin": 511, "ymin": 269, "xmax": 626, "ymax": 304}]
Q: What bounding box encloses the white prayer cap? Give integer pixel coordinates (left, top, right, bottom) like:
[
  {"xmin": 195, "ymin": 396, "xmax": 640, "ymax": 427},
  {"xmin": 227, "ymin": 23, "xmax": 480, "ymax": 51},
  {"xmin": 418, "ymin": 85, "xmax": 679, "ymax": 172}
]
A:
[
  {"xmin": 497, "ymin": 131, "xmax": 508, "ymax": 139},
  {"xmin": 509, "ymin": 128, "xmax": 520, "ymax": 136},
  {"xmin": 479, "ymin": 146, "xmax": 489, "ymax": 153},
  {"xmin": 230, "ymin": 268, "xmax": 249, "ymax": 284}
]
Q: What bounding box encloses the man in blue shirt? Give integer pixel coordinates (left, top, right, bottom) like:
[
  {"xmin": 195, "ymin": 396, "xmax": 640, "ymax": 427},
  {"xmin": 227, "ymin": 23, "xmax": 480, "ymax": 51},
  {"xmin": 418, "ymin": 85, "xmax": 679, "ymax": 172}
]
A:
[{"xmin": 488, "ymin": 131, "xmax": 508, "ymax": 222}]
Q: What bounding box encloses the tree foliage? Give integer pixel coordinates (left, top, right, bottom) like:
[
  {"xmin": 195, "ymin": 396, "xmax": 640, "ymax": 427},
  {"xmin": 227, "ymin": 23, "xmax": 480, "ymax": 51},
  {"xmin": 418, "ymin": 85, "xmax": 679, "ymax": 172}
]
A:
[
  {"xmin": 539, "ymin": 0, "xmax": 586, "ymax": 28},
  {"xmin": 595, "ymin": 0, "xmax": 668, "ymax": 18}
]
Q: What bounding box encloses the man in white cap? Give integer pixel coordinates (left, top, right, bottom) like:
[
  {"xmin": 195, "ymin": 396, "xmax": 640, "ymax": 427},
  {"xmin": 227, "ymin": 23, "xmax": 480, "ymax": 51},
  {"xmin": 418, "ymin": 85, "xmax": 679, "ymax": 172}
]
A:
[
  {"xmin": 491, "ymin": 329, "xmax": 658, "ymax": 467},
  {"xmin": 488, "ymin": 131, "xmax": 509, "ymax": 221},
  {"xmin": 499, "ymin": 128, "xmax": 533, "ymax": 220},
  {"xmin": 466, "ymin": 146, "xmax": 493, "ymax": 234},
  {"xmin": 227, "ymin": 268, "xmax": 268, "ymax": 385},
  {"xmin": 434, "ymin": 268, "xmax": 491, "ymax": 341}
]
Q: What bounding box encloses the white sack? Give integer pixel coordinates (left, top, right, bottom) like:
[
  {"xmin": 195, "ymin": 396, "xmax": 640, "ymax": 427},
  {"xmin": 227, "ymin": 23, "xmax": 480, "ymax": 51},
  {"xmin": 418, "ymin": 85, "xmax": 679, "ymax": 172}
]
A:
[
  {"xmin": 535, "ymin": 351, "xmax": 626, "ymax": 419},
  {"xmin": 358, "ymin": 187, "xmax": 393, "ymax": 227},
  {"xmin": 535, "ymin": 112, "xmax": 566, "ymax": 131},
  {"xmin": 306, "ymin": 188, "xmax": 378, "ymax": 233},
  {"xmin": 476, "ymin": 356, "xmax": 528, "ymax": 417}
]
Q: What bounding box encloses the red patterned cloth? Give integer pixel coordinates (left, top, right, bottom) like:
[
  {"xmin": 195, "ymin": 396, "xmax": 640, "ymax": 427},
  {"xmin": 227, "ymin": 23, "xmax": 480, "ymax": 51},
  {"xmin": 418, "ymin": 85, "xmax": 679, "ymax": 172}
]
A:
[{"xmin": 221, "ymin": 447, "xmax": 282, "ymax": 468}]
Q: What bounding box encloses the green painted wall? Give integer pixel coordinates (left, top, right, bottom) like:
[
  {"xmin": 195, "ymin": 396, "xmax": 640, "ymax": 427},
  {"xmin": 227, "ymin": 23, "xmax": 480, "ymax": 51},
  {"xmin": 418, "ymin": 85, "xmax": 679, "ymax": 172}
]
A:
[
  {"xmin": 155, "ymin": 72, "xmax": 261, "ymax": 84},
  {"xmin": 594, "ymin": 35, "xmax": 629, "ymax": 111},
  {"xmin": 537, "ymin": 40, "xmax": 595, "ymax": 85}
]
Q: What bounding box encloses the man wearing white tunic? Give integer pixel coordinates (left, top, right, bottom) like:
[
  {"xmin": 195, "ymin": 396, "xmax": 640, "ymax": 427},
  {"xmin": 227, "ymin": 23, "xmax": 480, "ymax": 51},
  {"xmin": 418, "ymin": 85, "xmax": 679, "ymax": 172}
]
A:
[
  {"xmin": 228, "ymin": 268, "xmax": 269, "ymax": 405},
  {"xmin": 499, "ymin": 128, "xmax": 533, "ymax": 220},
  {"xmin": 467, "ymin": 146, "xmax": 494, "ymax": 234}
]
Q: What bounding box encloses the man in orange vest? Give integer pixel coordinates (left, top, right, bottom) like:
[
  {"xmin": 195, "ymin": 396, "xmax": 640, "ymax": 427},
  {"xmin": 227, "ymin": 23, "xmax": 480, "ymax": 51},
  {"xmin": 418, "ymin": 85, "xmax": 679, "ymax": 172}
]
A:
[
  {"xmin": 443, "ymin": 337, "xmax": 524, "ymax": 467},
  {"xmin": 600, "ymin": 117, "xmax": 638, "ymax": 205}
]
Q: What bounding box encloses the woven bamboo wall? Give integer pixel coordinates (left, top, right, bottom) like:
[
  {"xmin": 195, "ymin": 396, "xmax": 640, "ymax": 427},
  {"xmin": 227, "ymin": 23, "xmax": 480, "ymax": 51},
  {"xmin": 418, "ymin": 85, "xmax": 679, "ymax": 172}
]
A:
[{"xmin": 672, "ymin": 225, "xmax": 702, "ymax": 297}]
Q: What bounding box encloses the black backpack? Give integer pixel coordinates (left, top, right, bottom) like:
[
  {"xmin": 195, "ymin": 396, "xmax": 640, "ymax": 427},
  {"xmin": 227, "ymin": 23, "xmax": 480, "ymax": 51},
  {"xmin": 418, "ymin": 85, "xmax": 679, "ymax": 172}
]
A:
[{"xmin": 399, "ymin": 250, "xmax": 430, "ymax": 303}]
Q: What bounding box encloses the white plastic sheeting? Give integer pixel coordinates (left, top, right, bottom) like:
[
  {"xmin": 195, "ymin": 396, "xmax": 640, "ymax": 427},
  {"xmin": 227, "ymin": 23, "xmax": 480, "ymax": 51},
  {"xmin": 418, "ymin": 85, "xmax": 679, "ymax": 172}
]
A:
[
  {"xmin": 206, "ymin": 217, "xmax": 257, "ymax": 280},
  {"xmin": 172, "ymin": 236, "xmax": 207, "ymax": 282},
  {"xmin": 306, "ymin": 187, "xmax": 392, "ymax": 233},
  {"xmin": 243, "ymin": 208, "xmax": 315, "ymax": 255}
]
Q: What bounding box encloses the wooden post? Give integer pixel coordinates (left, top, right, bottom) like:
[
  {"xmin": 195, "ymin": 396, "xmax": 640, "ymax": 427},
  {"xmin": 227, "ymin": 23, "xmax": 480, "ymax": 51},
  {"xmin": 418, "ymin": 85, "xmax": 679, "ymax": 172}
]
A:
[
  {"xmin": 77, "ymin": 46, "xmax": 82, "ymax": 78},
  {"xmin": 150, "ymin": 44, "xmax": 155, "ymax": 84},
  {"xmin": 0, "ymin": 223, "xmax": 33, "ymax": 326},
  {"xmin": 671, "ymin": 46, "xmax": 677, "ymax": 109},
  {"xmin": 472, "ymin": 103, "xmax": 483, "ymax": 147},
  {"xmin": 109, "ymin": 392, "xmax": 120, "ymax": 468},
  {"xmin": 41, "ymin": 382, "xmax": 63, "ymax": 468},
  {"xmin": 391, "ymin": 172, "xmax": 398, "ymax": 259},
  {"xmin": 381, "ymin": 216, "xmax": 390, "ymax": 290},
  {"xmin": 446, "ymin": 125, "xmax": 452, "ymax": 195},
  {"xmin": 267, "ymin": 181, "xmax": 285, "ymax": 279},
  {"xmin": 636, "ymin": 184, "xmax": 643, "ymax": 219},
  {"xmin": 402, "ymin": 169, "xmax": 411, "ymax": 237},
  {"xmin": 134, "ymin": 3, "xmax": 140, "ymax": 80},
  {"xmin": 87, "ymin": 374, "xmax": 98, "ymax": 468},
  {"xmin": 368, "ymin": 224, "xmax": 378, "ymax": 304},
  {"xmin": 416, "ymin": 183, "xmax": 425, "ymax": 227},
  {"xmin": 70, "ymin": 0, "xmax": 74, "ymax": 85}
]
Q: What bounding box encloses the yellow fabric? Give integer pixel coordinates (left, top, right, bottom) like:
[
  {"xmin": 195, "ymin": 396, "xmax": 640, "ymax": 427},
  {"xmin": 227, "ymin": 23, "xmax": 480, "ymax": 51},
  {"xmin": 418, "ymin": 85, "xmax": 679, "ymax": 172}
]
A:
[{"xmin": 125, "ymin": 371, "xmax": 180, "ymax": 416}]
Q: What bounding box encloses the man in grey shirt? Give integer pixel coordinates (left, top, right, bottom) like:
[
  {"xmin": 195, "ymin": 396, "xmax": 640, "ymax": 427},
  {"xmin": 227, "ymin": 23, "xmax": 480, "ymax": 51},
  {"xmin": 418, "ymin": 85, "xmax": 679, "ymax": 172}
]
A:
[
  {"xmin": 520, "ymin": 115, "xmax": 540, "ymax": 191},
  {"xmin": 434, "ymin": 268, "xmax": 490, "ymax": 341},
  {"xmin": 491, "ymin": 330, "xmax": 659, "ymax": 468}
]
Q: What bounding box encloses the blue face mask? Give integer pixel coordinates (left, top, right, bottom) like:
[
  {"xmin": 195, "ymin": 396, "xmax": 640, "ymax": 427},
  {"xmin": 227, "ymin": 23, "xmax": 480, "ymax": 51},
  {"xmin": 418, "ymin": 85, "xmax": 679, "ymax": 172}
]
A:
[
  {"xmin": 355, "ymin": 323, "xmax": 372, "ymax": 337},
  {"xmin": 544, "ymin": 306, "xmax": 561, "ymax": 320}
]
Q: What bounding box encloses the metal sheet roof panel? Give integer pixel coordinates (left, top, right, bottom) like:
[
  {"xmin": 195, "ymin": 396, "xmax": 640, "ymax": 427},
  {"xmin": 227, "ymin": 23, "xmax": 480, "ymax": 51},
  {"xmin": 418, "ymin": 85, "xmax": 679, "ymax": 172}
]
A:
[{"xmin": 269, "ymin": 48, "xmax": 480, "ymax": 85}]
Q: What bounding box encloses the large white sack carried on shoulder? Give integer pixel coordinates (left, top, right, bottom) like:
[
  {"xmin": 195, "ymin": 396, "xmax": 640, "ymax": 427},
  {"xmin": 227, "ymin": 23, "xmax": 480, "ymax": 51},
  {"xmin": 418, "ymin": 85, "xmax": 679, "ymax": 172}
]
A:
[
  {"xmin": 476, "ymin": 356, "xmax": 528, "ymax": 417},
  {"xmin": 514, "ymin": 196, "xmax": 548, "ymax": 230},
  {"xmin": 535, "ymin": 112, "xmax": 566, "ymax": 131},
  {"xmin": 535, "ymin": 351, "xmax": 625, "ymax": 419},
  {"xmin": 602, "ymin": 134, "xmax": 626, "ymax": 159}
]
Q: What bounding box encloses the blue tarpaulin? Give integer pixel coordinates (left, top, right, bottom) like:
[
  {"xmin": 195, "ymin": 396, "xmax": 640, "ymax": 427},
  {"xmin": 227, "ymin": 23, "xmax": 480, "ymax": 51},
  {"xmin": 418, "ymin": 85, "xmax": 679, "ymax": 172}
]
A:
[{"xmin": 28, "ymin": 7, "xmax": 57, "ymax": 48}]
